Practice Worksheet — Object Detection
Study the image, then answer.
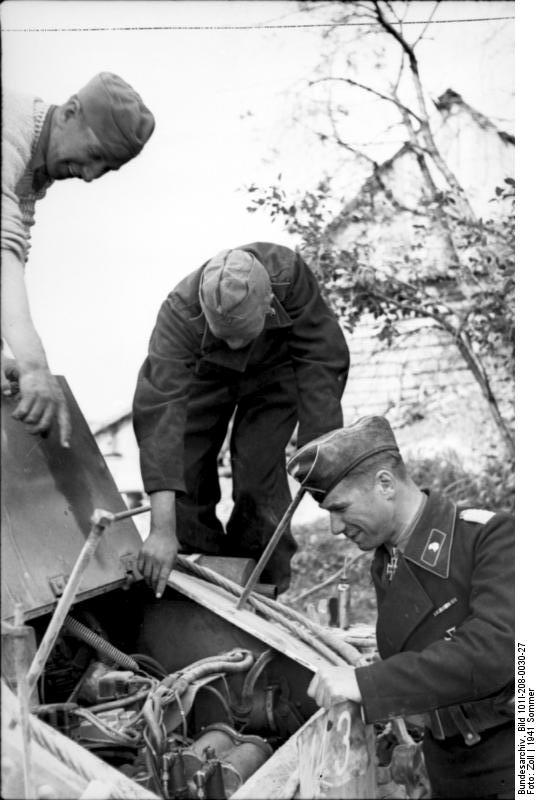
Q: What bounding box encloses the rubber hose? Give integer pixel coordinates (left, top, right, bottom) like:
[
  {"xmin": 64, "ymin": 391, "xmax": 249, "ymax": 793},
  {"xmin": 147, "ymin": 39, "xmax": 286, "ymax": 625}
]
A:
[
  {"xmin": 128, "ymin": 653, "xmax": 167, "ymax": 679},
  {"xmin": 250, "ymin": 589, "xmax": 363, "ymax": 666},
  {"xmin": 174, "ymin": 556, "xmax": 354, "ymax": 666},
  {"xmin": 181, "ymin": 555, "xmax": 363, "ymax": 665},
  {"xmin": 163, "ymin": 650, "xmax": 255, "ymax": 701},
  {"xmin": 64, "ymin": 615, "xmax": 139, "ymax": 672},
  {"xmin": 162, "ymin": 648, "xmax": 252, "ymax": 688},
  {"xmin": 87, "ymin": 687, "xmax": 150, "ymax": 714}
]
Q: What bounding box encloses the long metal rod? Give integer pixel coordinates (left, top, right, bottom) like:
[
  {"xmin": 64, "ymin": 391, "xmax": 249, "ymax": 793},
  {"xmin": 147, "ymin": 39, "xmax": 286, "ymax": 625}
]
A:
[
  {"xmin": 13, "ymin": 603, "xmax": 34, "ymax": 799},
  {"xmin": 111, "ymin": 503, "xmax": 151, "ymax": 522},
  {"xmin": 236, "ymin": 488, "xmax": 306, "ymax": 610},
  {"xmin": 26, "ymin": 509, "xmax": 114, "ymax": 695},
  {"xmin": 25, "ymin": 503, "xmax": 151, "ymax": 695}
]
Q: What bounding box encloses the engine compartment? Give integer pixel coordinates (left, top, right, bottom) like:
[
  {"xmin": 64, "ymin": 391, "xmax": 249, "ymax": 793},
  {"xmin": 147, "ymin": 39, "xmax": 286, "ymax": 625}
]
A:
[{"xmin": 25, "ymin": 582, "xmax": 319, "ymax": 799}]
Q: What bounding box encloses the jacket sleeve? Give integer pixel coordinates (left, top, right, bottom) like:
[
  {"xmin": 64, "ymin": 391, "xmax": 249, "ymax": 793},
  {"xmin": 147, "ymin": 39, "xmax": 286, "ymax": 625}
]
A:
[
  {"xmin": 284, "ymin": 253, "xmax": 350, "ymax": 447},
  {"xmin": 132, "ymin": 295, "xmax": 198, "ymax": 494},
  {"xmin": 355, "ymin": 513, "xmax": 514, "ymax": 722}
]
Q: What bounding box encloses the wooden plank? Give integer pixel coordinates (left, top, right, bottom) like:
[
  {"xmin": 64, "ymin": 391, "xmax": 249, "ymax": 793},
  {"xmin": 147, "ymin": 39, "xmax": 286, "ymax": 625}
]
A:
[
  {"xmin": 2, "ymin": 724, "xmax": 88, "ymax": 800},
  {"xmin": 233, "ymin": 703, "xmax": 377, "ymax": 799},
  {"xmin": 296, "ymin": 703, "xmax": 376, "ymax": 798},
  {"xmin": 167, "ymin": 571, "xmax": 328, "ymax": 672},
  {"xmin": 231, "ymin": 732, "xmax": 299, "ymax": 799},
  {"xmin": 2, "ymin": 680, "xmax": 158, "ymax": 800}
]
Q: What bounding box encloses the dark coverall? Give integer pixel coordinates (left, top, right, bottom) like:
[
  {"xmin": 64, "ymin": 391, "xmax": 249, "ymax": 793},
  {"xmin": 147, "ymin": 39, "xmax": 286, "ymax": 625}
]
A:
[
  {"xmin": 354, "ymin": 490, "xmax": 514, "ymax": 798},
  {"xmin": 133, "ymin": 242, "xmax": 349, "ymax": 590}
]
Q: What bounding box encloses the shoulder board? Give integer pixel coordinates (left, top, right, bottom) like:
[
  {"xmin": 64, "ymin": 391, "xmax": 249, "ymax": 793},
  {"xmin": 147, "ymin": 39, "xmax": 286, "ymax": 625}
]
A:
[{"xmin": 459, "ymin": 509, "xmax": 495, "ymax": 525}]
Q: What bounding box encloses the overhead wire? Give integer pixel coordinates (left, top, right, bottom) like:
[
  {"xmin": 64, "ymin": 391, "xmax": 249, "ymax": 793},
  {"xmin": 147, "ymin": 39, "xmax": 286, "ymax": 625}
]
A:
[{"xmin": 3, "ymin": 17, "xmax": 515, "ymax": 33}]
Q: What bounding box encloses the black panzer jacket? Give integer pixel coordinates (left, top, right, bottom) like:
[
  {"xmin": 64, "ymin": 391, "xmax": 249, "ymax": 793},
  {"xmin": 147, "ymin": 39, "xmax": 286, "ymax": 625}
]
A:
[
  {"xmin": 355, "ymin": 490, "xmax": 514, "ymax": 736},
  {"xmin": 133, "ymin": 242, "xmax": 350, "ymax": 494}
]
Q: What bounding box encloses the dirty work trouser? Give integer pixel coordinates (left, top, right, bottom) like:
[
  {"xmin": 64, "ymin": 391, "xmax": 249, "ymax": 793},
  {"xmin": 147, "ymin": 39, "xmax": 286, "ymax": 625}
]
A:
[{"xmin": 174, "ymin": 365, "xmax": 299, "ymax": 592}]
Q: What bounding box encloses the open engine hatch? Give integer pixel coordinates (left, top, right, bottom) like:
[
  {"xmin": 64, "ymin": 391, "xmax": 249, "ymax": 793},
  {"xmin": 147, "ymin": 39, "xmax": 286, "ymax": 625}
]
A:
[{"xmin": 1, "ymin": 378, "xmax": 142, "ymax": 623}]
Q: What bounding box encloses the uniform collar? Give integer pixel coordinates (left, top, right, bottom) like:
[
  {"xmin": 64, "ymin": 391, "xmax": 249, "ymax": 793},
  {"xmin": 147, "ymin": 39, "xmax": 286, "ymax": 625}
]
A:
[
  {"xmin": 392, "ymin": 491, "xmax": 427, "ymax": 554},
  {"xmin": 402, "ymin": 490, "xmax": 457, "ymax": 578},
  {"xmin": 30, "ymin": 105, "xmax": 57, "ymax": 192}
]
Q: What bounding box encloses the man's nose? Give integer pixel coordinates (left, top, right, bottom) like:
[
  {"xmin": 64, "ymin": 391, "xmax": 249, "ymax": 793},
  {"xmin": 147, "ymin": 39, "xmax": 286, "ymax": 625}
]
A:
[
  {"xmin": 81, "ymin": 163, "xmax": 106, "ymax": 182},
  {"xmin": 330, "ymin": 513, "xmax": 345, "ymax": 536}
]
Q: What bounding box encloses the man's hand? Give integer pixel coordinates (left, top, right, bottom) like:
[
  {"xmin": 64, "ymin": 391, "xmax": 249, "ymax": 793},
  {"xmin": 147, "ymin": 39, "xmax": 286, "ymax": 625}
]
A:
[
  {"xmin": 307, "ymin": 665, "xmax": 362, "ymax": 710},
  {"xmin": 137, "ymin": 525, "xmax": 178, "ymax": 599},
  {"xmin": 1, "ymin": 354, "xmax": 19, "ymax": 396},
  {"xmin": 12, "ymin": 367, "xmax": 71, "ymax": 447}
]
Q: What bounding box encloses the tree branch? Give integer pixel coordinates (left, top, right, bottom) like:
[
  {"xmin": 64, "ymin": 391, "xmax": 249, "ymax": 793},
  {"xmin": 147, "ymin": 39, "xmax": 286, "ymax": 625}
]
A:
[
  {"xmin": 309, "ymin": 76, "xmax": 423, "ymax": 124},
  {"xmin": 326, "ymin": 100, "xmax": 377, "ymax": 163},
  {"xmin": 392, "ymin": 50, "xmax": 405, "ymax": 97},
  {"xmin": 412, "ymin": 0, "xmax": 441, "ymax": 48},
  {"xmin": 373, "ymin": 0, "xmax": 417, "ymax": 68},
  {"xmin": 373, "ymin": 0, "xmax": 477, "ymax": 221},
  {"xmin": 362, "ymin": 282, "xmax": 514, "ymax": 454},
  {"xmin": 359, "ymin": 286, "xmax": 458, "ymax": 334}
]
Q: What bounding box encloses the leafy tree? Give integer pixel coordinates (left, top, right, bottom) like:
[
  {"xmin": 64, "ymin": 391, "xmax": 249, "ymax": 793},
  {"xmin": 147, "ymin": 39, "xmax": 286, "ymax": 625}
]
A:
[
  {"xmin": 247, "ymin": 176, "xmax": 514, "ymax": 455},
  {"xmin": 245, "ymin": 1, "xmax": 514, "ymax": 456}
]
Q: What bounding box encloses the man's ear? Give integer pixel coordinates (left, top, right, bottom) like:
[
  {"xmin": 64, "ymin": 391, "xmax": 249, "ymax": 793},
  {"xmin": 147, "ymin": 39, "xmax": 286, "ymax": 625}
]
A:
[
  {"xmin": 266, "ymin": 293, "xmax": 276, "ymax": 316},
  {"xmin": 376, "ymin": 469, "xmax": 395, "ymax": 497},
  {"xmin": 60, "ymin": 95, "xmax": 82, "ymax": 122}
]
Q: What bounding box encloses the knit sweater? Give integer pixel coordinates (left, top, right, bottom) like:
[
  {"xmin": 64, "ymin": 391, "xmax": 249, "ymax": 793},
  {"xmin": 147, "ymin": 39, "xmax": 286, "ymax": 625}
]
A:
[{"xmin": 2, "ymin": 91, "xmax": 53, "ymax": 263}]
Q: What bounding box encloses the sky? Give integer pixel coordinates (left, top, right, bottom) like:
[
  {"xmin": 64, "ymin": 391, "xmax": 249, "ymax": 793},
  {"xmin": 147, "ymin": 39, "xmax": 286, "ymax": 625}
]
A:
[{"xmin": 1, "ymin": 0, "xmax": 515, "ymax": 426}]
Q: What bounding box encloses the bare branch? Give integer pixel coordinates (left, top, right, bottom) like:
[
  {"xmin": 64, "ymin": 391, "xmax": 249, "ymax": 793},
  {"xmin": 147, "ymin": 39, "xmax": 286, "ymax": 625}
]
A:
[
  {"xmin": 369, "ymin": 164, "xmax": 425, "ymax": 217},
  {"xmin": 373, "ymin": 1, "xmax": 417, "ymax": 68},
  {"xmin": 412, "ymin": 0, "xmax": 440, "ymax": 47},
  {"xmin": 374, "ymin": 0, "xmax": 476, "ymax": 221},
  {"xmin": 392, "ymin": 50, "xmax": 405, "ymax": 96},
  {"xmin": 356, "ymin": 281, "xmax": 513, "ymax": 454},
  {"xmin": 456, "ymin": 307, "xmax": 473, "ymax": 336},
  {"xmin": 309, "ymin": 76, "xmax": 423, "ymax": 123},
  {"xmin": 326, "ymin": 101, "xmax": 377, "ymax": 163},
  {"xmin": 363, "ymin": 287, "xmax": 458, "ymax": 334},
  {"xmin": 382, "ymin": 0, "xmax": 400, "ymax": 23}
]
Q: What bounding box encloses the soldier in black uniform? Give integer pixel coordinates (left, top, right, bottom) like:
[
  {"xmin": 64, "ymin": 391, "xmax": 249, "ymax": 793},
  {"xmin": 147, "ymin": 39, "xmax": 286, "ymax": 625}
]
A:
[
  {"xmin": 287, "ymin": 416, "xmax": 514, "ymax": 799},
  {"xmin": 133, "ymin": 243, "xmax": 349, "ymax": 598}
]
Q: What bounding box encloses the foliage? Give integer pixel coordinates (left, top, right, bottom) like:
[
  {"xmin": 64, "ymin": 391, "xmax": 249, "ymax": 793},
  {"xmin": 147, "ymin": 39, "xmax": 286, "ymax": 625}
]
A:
[
  {"xmin": 246, "ymin": 175, "xmax": 515, "ymax": 454},
  {"xmin": 406, "ymin": 450, "xmax": 514, "ymax": 514}
]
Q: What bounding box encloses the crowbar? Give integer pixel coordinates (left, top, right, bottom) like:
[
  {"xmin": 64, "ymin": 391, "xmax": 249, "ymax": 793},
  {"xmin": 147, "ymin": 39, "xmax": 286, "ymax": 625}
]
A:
[{"xmin": 236, "ymin": 487, "xmax": 305, "ymax": 610}]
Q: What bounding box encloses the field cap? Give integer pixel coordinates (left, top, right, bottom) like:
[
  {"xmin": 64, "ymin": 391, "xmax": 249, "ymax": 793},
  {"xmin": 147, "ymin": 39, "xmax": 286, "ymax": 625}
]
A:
[
  {"xmin": 76, "ymin": 72, "xmax": 155, "ymax": 166},
  {"xmin": 199, "ymin": 249, "xmax": 272, "ymax": 338},
  {"xmin": 287, "ymin": 416, "xmax": 400, "ymax": 502}
]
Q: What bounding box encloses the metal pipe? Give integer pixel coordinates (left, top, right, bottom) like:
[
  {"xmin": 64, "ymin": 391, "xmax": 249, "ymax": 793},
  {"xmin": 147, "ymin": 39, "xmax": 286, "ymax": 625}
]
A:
[
  {"xmin": 237, "ymin": 488, "xmax": 305, "ymax": 610},
  {"xmin": 110, "ymin": 504, "xmax": 151, "ymax": 522},
  {"xmin": 13, "ymin": 604, "xmax": 34, "ymax": 799},
  {"xmin": 26, "ymin": 509, "xmax": 115, "ymax": 695}
]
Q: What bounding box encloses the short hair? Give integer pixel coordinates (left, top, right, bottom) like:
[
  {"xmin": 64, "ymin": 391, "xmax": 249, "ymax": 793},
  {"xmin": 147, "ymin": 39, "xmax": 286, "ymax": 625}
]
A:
[{"xmin": 345, "ymin": 451, "xmax": 408, "ymax": 487}]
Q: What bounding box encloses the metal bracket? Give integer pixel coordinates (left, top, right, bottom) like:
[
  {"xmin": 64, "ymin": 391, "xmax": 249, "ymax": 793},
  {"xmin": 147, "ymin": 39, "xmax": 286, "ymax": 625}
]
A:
[
  {"xmin": 48, "ymin": 575, "xmax": 67, "ymax": 597},
  {"xmin": 120, "ymin": 553, "xmax": 136, "ymax": 574},
  {"xmin": 120, "ymin": 553, "xmax": 137, "ymax": 588}
]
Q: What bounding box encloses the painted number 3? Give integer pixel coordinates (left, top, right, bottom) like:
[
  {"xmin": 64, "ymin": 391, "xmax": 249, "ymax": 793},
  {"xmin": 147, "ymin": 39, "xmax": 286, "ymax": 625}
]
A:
[{"xmin": 332, "ymin": 709, "xmax": 351, "ymax": 776}]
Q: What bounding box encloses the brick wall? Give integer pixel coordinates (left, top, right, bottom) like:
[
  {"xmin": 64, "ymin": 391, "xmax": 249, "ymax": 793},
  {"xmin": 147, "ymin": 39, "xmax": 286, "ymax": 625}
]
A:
[{"xmin": 341, "ymin": 315, "xmax": 478, "ymax": 425}]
